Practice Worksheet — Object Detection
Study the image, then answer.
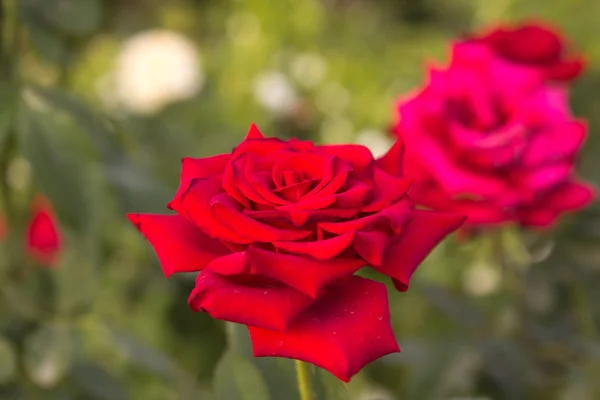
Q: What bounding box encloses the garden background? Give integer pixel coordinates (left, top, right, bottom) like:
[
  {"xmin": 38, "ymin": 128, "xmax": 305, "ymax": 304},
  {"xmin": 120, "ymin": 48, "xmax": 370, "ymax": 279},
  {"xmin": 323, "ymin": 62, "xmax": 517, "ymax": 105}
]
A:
[{"xmin": 1, "ymin": 0, "xmax": 600, "ymax": 399}]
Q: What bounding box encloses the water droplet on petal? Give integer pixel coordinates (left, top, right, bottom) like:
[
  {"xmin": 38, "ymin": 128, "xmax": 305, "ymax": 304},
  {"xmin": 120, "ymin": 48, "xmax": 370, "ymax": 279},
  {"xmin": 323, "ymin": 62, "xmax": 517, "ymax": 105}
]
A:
[
  {"xmin": 277, "ymin": 340, "xmax": 283, "ymax": 347},
  {"xmin": 312, "ymin": 318, "xmax": 320, "ymax": 323},
  {"xmin": 332, "ymin": 331, "xmax": 337, "ymax": 335},
  {"xmin": 264, "ymin": 291, "xmax": 268, "ymax": 295},
  {"xmin": 350, "ymin": 311, "xmax": 355, "ymax": 315},
  {"xmin": 233, "ymin": 289, "xmax": 241, "ymax": 294},
  {"xmin": 377, "ymin": 316, "xmax": 383, "ymax": 321}
]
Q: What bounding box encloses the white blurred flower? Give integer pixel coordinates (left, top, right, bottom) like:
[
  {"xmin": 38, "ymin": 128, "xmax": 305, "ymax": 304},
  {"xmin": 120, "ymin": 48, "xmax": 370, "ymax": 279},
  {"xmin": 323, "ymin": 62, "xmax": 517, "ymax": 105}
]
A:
[
  {"xmin": 357, "ymin": 388, "xmax": 395, "ymax": 400},
  {"xmin": 253, "ymin": 71, "xmax": 298, "ymax": 116},
  {"xmin": 111, "ymin": 29, "xmax": 203, "ymax": 115},
  {"xmin": 355, "ymin": 129, "xmax": 394, "ymax": 158},
  {"xmin": 462, "ymin": 262, "xmax": 500, "ymax": 296},
  {"xmin": 290, "ymin": 52, "xmax": 327, "ymax": 88}
]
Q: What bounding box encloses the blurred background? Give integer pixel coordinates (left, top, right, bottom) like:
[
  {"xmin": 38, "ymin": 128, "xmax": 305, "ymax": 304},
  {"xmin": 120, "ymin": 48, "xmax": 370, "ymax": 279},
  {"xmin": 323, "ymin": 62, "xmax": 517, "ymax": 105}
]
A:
[{"xmin": 1, "ymin": 0, "xmax": 600, "ymax": 399}]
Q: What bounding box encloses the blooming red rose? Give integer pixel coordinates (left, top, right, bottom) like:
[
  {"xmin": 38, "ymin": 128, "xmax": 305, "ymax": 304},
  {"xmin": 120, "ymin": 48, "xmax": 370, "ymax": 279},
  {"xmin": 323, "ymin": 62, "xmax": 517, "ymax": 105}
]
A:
[
  {"xmin": 25, "ymin": 197, "xmax": 62, "ymax": 267},
  {"xmin": 466, "ymin": 21, "xmax": 585, "ymax": 82},
  {"xmin": 128, "ymin": 124, "xmax": 464, "ymax": 381},
  {"xmin": 393, "ymin": 43, "xmax": 594, "ymax": 228}
]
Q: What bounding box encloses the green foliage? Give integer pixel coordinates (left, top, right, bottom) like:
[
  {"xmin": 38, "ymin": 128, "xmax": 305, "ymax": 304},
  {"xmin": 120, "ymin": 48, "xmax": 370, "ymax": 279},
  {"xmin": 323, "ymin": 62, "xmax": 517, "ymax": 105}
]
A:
[{"xmin": 0, "ymin": 0, "xmax": 599, "ymax": 399}]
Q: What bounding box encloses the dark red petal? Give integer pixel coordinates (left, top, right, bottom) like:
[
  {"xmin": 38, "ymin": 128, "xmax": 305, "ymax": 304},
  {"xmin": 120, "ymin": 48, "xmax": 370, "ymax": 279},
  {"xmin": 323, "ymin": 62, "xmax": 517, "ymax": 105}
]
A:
[
  {"xmin": 248, "ymin": 276, "xmax": 399, "ymax": 382},
  {"xmin": 375, "ymin": 210, "xmax": 465, "ymax": 291},
  {"xmin": 26, "ymin": 201, "xmax": 61, "ymax": 267},
  {"xmin": 188, "ymin": 270, "xmax": 315, "ymax": 332},
  {"xmin": 174, "ymin": 176, "xmax": 244, "ymax": 243},
  {"xmin": 319, "ymin": 145, "xmax": 374, "ymax": 177},
  {"xmin": 362, "ymin": 168, "xmax": 411, "ymax": 213},
  {"xmin": 545, "ymin": 58, "xmax": 585, "ymax": 81},
  {"xmin": 354, "ymin": 230, "xmax": 394, "ymax": 267},
  {"xmin": 375, "ymin": 138, "xmax": 404, "ymax": 177},
  {"xmin": 171, "ymin": 155, "xmax": 231, "ymax": 210},
  {"xmin": 206, "ymin": 251, "xmax": 249, "ymax": 275},
  {"xmin": 245, "ymin": 123, "xmax": 265, "ymax": 140},
  {"xmin": 211, "ymin": 194, "xmax": 312, "ymax": 242},
  {"xmin": 127, "ymin": 213, "xmax": 229, "ymax": 277},
  {"xmin": 273, "ymin": 233, "xmax": 355, "ymax": 261},
  {"xmin": 247, "ymin": 247, "xmax": 364, "ymax": 297}
]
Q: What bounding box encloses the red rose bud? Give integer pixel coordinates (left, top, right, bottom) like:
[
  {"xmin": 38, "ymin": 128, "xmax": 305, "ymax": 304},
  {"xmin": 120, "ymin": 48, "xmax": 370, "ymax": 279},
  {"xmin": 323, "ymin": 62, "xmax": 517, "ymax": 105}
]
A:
[
  {"xmin": 393, "ymin": 43, "xmax": 595, "ymax": 228},
  {"xmin": 466, "ymin": 21, "xmax": 585, "ymax": 82},
  {"xmin": 128, "ymin": 124, "xmax": 465, "ymax": 381},
  {"xmin": 26, "ymin": 198, "xmax": 62, "ymax": 267}
]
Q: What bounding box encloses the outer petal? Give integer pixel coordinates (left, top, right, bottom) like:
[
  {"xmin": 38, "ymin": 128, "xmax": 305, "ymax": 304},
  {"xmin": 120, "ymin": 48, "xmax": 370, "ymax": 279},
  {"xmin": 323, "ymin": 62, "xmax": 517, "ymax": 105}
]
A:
[
  {"xmin": 273, "ymin": 233, "xmax": 355, "ymax": 261},
  {"xmin": 374, "ymin": 210, "xmax": 465, "ymax": 291},
  {"xmin": 171, "ymin": 154, "xmax": 231, "ymax": 210},
  {"xmin": 247, "ymin": 247, "xmax": 364, "ymax": 297},
  {"xmin": 375, "ymin": 138, "xmax": 404, "ymax": 177},
  {"xmin": 188, "ymin": 270, "xmax": 315, "ymax": 332},
  {"xmin": 128, "ymin": 213, "xmax": 229, "ymax": 277},
  {"xmin": 248, "ymin": 276, "xmax": 399, "ymax": 382}
]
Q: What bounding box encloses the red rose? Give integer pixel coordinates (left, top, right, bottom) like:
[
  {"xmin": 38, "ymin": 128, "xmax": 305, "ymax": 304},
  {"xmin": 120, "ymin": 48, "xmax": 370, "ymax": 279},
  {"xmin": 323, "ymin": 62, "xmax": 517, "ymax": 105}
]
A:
[
  {"xmin": 0, "ymin": 197, "xmax": 62, "ymax": 267},
  {"xmin": 468, "ymin": 21, "xmax": 585, "ymax": 82},
  {"xmin": 25, "ymin": 197, "xmax": 62, "ymax": 267},
  {"xmin": 393, "ymin": 44, "xmax": 595, "ymax": 228},
  {"xmin": 128, "ymin": 124, "xmax": 464, "ymax": 381}
]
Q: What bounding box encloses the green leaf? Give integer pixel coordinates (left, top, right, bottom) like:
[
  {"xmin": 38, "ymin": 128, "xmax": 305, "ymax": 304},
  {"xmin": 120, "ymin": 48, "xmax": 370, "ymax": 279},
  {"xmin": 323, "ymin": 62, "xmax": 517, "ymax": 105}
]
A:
[
  {"xmin": 23, "ymin": 323, "xmax": 75, "ymax": 388},
  {"xmin": 38, "ymin": 0, "xmax": 102, "ymax": 36},
  {"xmin": 0, "ymin": 83, "xmax": 16, "ymax": 150},
  {"xmin": 214, "ymin": 350, "xmax": 271, "ymax": 400},
  {"xmin": 226, "ymin": 323, "xmax": 299, "ymax": 400},
  {"xmin": 30, "ymin": 86, "xmax": 173, "ymax": 214},
  {"xmin": 54, "ymin": 236, "xmax": 99, "ymax": 317},
  {"xmin": 71, "ymin": 361, "xmax": 127, "ymax": 400},
  {"xmin": 0, "ymin": 336, "xmax": 17, "ymax": 384},
  {"xmin": 18, "ymin": 97, "xmax": 93, "ymax": 232},
  {"xmin": 24, "ymin": 24, "xmax": 68, "ymax": 64}
]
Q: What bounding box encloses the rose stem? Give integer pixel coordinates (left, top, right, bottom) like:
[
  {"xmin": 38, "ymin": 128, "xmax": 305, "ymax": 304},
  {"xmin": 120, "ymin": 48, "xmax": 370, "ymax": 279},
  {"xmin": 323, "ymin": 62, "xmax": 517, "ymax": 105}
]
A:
[{"xmin": 295, "ymin": 360, "xmax": 315, "ymax": 400}]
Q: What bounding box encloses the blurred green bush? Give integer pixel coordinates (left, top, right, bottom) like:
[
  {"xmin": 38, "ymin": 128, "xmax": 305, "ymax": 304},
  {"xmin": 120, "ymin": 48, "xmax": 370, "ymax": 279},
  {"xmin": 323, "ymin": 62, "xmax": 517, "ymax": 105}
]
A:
[{"xmin": 0, "ymin": 0, "xmax": 599, "ymax": 399}]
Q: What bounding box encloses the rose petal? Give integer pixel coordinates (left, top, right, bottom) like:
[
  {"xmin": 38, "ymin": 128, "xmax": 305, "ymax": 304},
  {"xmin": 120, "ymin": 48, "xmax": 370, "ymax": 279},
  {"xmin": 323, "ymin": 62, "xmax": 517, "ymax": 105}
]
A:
[
  {"xmin": 376, "ymin": 139, "xmax": 404, "ymax": 177},
  {"xmin": 375, "ymin": 210, "xmax": 465, "ymax": 291},
  {"xmin": 245, "ymin": 123, "xmax": 265, "ymax": 140},
  {"xmin": 274, "ymin": 233, "xmax": 355, "ymax": 261},
  {"xmin": 247, "ymin": 247, "xmax": 364, "ymax": 297},
  {"xmin": 171, "ymin": 155, "xmax": 231, "ymax": 210},
  {"xmin": 248, "ymin": 276, "xmax": 399, "ymax": 382},
  {"xmin": 211, "ymin": 194, "xmax": 312, "ymax": 242},
  {"xmin": 189, "ymin": 269, "xmax": 315, "ymax": 332},
  {"xmin": 127, "ymin": 213, "xmax": 229, "ymax": 277},
  {"xmin": 174, "ymin": 176, "xmax": 244, "ymax": 243},
  {"xmin": 545, "ymin": 58, "xmax": 585, "ymax": 81}
]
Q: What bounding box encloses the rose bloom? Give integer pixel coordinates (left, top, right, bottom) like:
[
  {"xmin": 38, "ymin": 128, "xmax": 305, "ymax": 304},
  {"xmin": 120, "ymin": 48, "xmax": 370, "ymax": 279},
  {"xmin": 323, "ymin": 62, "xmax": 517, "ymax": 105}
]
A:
[
  {"xmin": 0, "ymin": 197, "xmax": 62, "ymax": 267},
  {"xmin": 466, "ymin": 21, "xmax": 585, "ymax": 82},
  {"xmin": 393, "ymin": 43, "xmax": 594, "ymax": 228},
  {"xmin": 128, "ymin": 124, "xmax": 464, "ymax": 381},
  {"xmin": 26, "ymin": 197, "xmax": 62, "ymax": 267}
]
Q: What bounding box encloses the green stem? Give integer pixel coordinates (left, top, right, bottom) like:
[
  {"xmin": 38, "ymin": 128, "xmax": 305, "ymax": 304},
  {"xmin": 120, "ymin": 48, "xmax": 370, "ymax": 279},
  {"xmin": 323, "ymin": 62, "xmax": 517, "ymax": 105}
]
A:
[
  {"xmin": 2, "ymin": 0, "xmax": 17, "ymax": 70},
  {"xmin": 295, "ymin": 360, "xmax": 314, "ymax": 400}
]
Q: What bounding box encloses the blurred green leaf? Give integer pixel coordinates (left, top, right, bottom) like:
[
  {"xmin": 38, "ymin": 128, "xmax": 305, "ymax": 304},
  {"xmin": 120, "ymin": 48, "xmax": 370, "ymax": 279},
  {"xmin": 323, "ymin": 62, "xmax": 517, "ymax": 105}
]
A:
[
  {"xmin": 404, "ymin": 343, "xmax": 461, "ymax": 400},
  {"xmin": 0, "ymin": 336, "xmax": 17, "ymax": 384},
  {"xmin": 71, "ymin": 361, "xmax": 127, "ymax": 400},
  {"xmin": 226, "ymin": 323, "xmax": 299, "ymax": 400},
  {"xmin": 30, "ymin": 86, "xmax": 173, "ymax": 213},
  {"xmin": 416, "ymin": 281, "xmax": 484, "ymax": 329},
  {"xmin": 21, "ymin": 0, "xmax": 102, "ymax": 37},
  {"xmin": 313, "ymin": 367, "xmax": 348, "ymax": 400},
  {"xmin": 214, "ymin": 349, "xmax": 271, "ymax": 400},
  {"xmin": 0, "ymin": 83, "xmax": 16, "ymax": 149},
  {"xmin": 24, "ymin": 24, "xmax": 68, "ymax": 64},
  {"xmin": 18, "ymin": 99, "xmax": 93, "ymax": 232},
  {"xmin": 54, "ymin": 238, "xmax": 99, "ymax": 317},
  {"xmin": 23, "ymin": 323, "xmax": 75, "ymax": 388}
]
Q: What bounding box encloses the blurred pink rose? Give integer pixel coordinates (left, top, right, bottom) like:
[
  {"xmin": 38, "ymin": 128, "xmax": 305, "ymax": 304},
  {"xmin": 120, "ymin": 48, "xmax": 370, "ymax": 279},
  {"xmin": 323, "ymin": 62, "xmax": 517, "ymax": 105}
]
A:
[
  {"xmin": 466, "ymin": 21, "xmax": 585, "ymax": 82},
  {"xmin": 392, "ymin": 43, "xmax": 595, "ymax": 228}
]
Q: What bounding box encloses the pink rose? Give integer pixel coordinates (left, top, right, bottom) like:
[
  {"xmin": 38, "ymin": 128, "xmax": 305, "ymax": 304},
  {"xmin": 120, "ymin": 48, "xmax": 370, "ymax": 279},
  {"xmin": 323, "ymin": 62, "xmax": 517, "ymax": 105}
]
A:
[
  {"xmin": 393, "ymin": 43, "xmax": 594, "ymax": 227},
  {"xmin": 466, "ymin": 21, "xmax": 585, "ymax": 82}
]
